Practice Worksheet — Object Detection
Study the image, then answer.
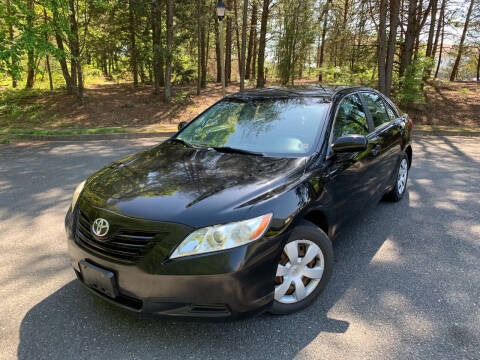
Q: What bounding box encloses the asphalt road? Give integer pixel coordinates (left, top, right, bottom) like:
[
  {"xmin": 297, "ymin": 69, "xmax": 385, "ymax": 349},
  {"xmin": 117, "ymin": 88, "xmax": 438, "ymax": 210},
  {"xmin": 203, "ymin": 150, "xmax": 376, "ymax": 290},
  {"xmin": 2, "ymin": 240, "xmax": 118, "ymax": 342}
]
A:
[{"xmin": 0, "ymin": 136, "xmax": 479, "ymax": 360}]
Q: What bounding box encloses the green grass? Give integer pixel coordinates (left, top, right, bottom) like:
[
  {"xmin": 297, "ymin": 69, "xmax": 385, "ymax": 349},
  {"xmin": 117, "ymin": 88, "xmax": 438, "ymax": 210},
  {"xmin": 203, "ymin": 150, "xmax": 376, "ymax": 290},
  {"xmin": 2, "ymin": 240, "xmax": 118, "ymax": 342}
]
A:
[
  {"xmin": 0, "ymin": 88, "xmax": 53, "ymax": 127},
  {"xmin": 0, "ymin": 127, "xmax": 129, "ymax": 136},
  {"xmin": 415, "ymin": 125, "xmax": 480, "ymax": 133}
]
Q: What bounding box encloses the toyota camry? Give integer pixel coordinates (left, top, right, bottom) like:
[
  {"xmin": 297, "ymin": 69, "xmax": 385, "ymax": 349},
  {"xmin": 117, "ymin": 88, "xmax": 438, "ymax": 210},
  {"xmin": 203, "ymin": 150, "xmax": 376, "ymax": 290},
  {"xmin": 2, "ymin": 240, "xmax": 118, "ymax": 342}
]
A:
[{"xmin": 65, "ymin": 86, "xmax": 413, "ymax": 318}]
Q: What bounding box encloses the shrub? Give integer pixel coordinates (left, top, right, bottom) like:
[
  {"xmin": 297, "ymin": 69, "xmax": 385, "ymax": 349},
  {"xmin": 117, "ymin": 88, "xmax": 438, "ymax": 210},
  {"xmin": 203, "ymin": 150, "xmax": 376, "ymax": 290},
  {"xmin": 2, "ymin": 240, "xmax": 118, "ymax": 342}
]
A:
[{"xmin": 398, "ymin": 56, "xmax": 434, "ymax": 108}]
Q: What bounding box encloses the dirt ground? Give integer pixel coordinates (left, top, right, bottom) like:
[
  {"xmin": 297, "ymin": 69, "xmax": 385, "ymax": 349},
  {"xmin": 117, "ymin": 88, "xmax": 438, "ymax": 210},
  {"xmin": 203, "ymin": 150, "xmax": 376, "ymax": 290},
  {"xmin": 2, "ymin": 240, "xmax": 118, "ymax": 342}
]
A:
[
  {"xmin": 2, "ymin": 80, "xmax": 479, "ymax": 131},
  {"xmin": 407, "ymin": 81, "xmax": 480, "ymax": 128}
]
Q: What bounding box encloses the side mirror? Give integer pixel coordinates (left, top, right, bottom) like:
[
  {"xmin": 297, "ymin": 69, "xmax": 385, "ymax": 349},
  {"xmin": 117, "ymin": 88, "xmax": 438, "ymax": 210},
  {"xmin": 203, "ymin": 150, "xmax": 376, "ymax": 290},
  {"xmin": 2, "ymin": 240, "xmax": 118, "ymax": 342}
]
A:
[
  {"xmin": 332, "ymin": 134, "xmax": 367, "ymax": 153},
  {"xmin": 177, "ymin": 121, "xmax": 187, "ymax": 131}
]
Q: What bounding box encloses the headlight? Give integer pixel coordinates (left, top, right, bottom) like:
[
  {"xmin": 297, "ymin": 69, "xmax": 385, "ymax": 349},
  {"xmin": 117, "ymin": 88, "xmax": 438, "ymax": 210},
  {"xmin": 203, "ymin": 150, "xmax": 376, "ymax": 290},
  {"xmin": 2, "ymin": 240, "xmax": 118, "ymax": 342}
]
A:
[
  {"xmin": 170, "ymin": 213, "xmax": 273, "ymax": 259},
  {"xmin": 71, "ymin": 180, "xmax": 86, "ymax": 210}
]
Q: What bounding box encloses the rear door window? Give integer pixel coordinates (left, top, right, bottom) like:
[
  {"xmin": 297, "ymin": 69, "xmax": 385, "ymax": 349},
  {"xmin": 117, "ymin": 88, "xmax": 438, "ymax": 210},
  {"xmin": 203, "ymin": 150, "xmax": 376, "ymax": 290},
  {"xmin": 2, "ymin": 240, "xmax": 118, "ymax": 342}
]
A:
[{"xmin": 362, "ymin": 92, "xmax": 391, "ymax": 128}]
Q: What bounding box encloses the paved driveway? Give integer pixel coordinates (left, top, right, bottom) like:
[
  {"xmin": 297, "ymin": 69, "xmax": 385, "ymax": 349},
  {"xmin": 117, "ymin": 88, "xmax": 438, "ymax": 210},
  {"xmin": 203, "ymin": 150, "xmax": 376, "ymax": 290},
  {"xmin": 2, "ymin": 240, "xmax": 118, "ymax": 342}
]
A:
[{"xmin": 0, "ymin": 137, "xmax": 479, "ymax": 360}]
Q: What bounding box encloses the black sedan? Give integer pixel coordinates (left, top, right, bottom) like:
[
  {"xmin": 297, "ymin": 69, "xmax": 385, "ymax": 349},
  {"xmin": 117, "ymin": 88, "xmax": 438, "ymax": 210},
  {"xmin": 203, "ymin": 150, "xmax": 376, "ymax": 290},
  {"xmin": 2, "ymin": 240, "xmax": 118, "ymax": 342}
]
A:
[{"xmin": 65, "ymin": 86, "xmax": 413, "ymax": 318}]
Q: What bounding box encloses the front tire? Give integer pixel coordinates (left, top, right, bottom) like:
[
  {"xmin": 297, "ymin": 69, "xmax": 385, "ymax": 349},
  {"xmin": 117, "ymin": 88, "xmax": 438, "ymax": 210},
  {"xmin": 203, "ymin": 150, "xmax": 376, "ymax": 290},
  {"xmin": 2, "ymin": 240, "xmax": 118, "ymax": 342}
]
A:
[
  {"xmin": 385, "ymin": 153, "xmax": 409, "ymax": 202},
  {"xmin": 270, "ymin": 220, "xmax": 333, "ymax": 315}
]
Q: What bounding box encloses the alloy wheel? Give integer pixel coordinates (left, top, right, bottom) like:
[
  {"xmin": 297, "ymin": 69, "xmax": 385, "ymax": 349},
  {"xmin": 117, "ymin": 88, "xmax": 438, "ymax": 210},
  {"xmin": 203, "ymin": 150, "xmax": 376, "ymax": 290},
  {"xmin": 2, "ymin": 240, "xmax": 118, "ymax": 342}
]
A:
[
  {"xmin": 397, "ymin": 158, "xmax": 408, "ymax": 194},
  {"xmin": 274, "ymin": 240, "xmax": 325, "ymax": 304}
]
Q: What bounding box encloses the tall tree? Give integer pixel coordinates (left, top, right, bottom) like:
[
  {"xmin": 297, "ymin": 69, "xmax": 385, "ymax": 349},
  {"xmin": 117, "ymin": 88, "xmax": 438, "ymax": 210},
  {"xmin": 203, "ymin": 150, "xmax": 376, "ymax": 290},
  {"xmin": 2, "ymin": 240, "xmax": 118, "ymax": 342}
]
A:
[
  {"xmin": 239, "ymin": 0, "xmax": 248, "ymax": 91},
  {"xmin": 377, "ymin": 0, "xmax": 387, "ymax": 94},
  {"xmin": 152, "ymin": 0, "xmax": 164, "ymax": 95},
  {"xmin": 25, "ymin": 0, "xmax": 35, "ymax": 88},
  {"xmin": 225, "ymin": 0, "xmax": 232, "ymax": 84},
  {"xmin": 43, "ymin": 8, "xmax": 53, "ymax": 90},
  {"xmin": 256, "ymin": 0, "xmax": 270, "ymax": 88},
  {"xmin": 68, "ymin": 0, "xmax": 83, "ymax": 102},
  {"xmin": 164, "ymin": 0, "xmax": 173, "ymax": 103},
  {"xmin": 128, "ymin": 0, "xmax": 138, "ymax": 87},
  {"xmin": 6, "ymin": 0, "xmax": 17, "ymax": 88},
  {"xmin": 251, "ymin": 26, "xmax": 257, "ymax": 78},
  {"xmin": 432, "ymin": 0, "xmax": 447, "ymax": 58},
  {"xmin": 385, "ymin": 0, "xmax": 400, "ymax": 96},
  {"xmin": 450, "ymin": 0, "xmax": 475, "ymax": 81},
  {"xmin": 197, "ymin": 0, "xmax": 202, "ymax": 95},
  {"xmin": 51, "ymin": 4, "xmax": 74, "ymax": 94},
  {"xmin": 425, "ymin": 0, "xmax": 438, "ymax": 58},
  {"xmin": 200, "ymin": 2, "xmax": 207, "ymax": 89},
  {"xmin": 318, "ymin": 0, "xmax": 331, "ymax": 82},
  {"xmin": 400, "ymin": 0, "xmax": 419, "ymax": 76},
  {"xmin": 215, "ymin": 15, "xmax": 222, "ymax": 82},
  {"xmin": 434, "ymin": 3, "xmax": 445, "ymax": 78},
  {"xmin": 245, "ymin": 1, "xmax": 257, "ymax": 80},
  {"xmin": 476, "ymin": 48, "xmax": 480, "ymax": 81}
]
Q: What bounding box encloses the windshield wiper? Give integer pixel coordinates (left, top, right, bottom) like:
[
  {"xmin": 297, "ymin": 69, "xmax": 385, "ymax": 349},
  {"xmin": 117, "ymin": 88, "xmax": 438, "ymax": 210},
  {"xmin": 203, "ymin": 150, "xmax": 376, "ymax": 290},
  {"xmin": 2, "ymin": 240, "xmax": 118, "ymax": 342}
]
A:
[
  {"xmin": 211, "ymin": 146, "xmax": 265, "ymax": 157},
  {"xmin": 170, "ymin": 138, "xmax": 198, "ymax": 148}
]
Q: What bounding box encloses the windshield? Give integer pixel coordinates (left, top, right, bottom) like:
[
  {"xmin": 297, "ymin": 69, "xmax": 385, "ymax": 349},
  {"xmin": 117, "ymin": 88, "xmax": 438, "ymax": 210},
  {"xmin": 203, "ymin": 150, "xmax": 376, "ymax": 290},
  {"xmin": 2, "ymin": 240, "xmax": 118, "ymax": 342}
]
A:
[{"xmin": 175, "ymin": 98, "xmax": 329, "ymax": 156}]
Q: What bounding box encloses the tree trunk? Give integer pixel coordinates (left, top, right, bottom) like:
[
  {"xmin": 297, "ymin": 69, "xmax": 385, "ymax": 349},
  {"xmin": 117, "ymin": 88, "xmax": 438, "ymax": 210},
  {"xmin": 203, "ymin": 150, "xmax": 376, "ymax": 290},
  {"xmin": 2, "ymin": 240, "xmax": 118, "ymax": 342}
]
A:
[
  {"xmin": 245, "ymin": 2, "xmax": 257, "ymax": 80},
  {"xmin": 251, "ymin": 27, "xmax": 257, "ymax": 78},
  {"xmin": 7, "ymin": 0, "xmax": 17, "ymax": 88},
  {"xmin": 450, "ymin": 0, "xmax": 474, "ymax": 81},
  {"xmin": 239, "ymin": 0, "xmax": 248, "ymax": 91},
  {"xmin": 152, "ymin": 0, "xmax": 164, "ymax": 94},
  {"xmin": 68, "ymin": 0, "xmax": 83, "ymax": 103},
  {"xmin": 197, "ymin": 0, "xmax": 201, "ymax": 95},
  {"xmin": 225, "ymin": 0, "xmax": 232, "ymax": 84},
  {"xmin": 200, "ymin": 1, "xmax": 207, "ymax": 89},
  {"xmin": 43, "ymin": 9, "xmax": 53, "ymax": 90},
  {"xmin": 256, "ymin": 0, "xmax": 270, "ymax": 88},
  {"xmin": 318, "ymin": 0, "xmax": 331, "ymax": 82},
  {"xmin": 52, "ymin": 10, "xmax": 74, "ymax": 93},
  {"xmin": 338, "ymin": 0, "xmax": 349, "ymax": 68},
  {"xmin": 129, "ymin": 0, "xmax": 138, "ymax": 87},
  {"xmin": 425, "ymin": 0, "xmax": 437, "ymax": 57},
  {"xmin": 233, "ymin": 0, "xmax": 242, "ymax": 79},
  {"xmin": 164, "ymin": 0, "xmax": 173, "ymax": 103},
  {"xmin": 399, "ymin": 0, "xmax": 418, "ymax": 76},
  {"xmin": 432, "ymin": 0, "xmax": 446, "ymax": 58},
  {"xmin": 204, "ymin": 18, "xmax": 210, "ymax": 87},
  {"xmin": 25, "ymin": 0, "xmax": 35, "ymax": 89},
  {"xmin": 434, "ymin": 8, "xmax": 445, "ymax": 78},
  {"xmin": 476, "ymin": 50, "xmax": 480, "ymax": 82},
  {"xmin": 215, "ymin": 16, "xmax": 222, "ymax": 83},
  {"xmin": 385, "ymin": 0, "xmax": 400, "ymax": 96},
  {"xmin": 377, "ymin": 0, "xmax": 387, "ymax": 94}
]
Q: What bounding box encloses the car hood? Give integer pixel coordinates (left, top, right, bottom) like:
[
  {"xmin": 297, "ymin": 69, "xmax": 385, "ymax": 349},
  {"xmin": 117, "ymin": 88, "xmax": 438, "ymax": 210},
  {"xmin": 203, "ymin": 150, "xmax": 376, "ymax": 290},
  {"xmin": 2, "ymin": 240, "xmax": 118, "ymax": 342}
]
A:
[{"xmin": 82, "ymin": 141, "xmax": 306, "ymax": 228}]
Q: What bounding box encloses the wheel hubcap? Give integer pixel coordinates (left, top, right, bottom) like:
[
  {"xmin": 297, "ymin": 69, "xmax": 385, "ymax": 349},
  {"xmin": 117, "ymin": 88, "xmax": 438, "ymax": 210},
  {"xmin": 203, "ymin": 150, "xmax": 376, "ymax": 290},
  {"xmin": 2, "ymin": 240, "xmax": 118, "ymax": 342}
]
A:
[
  {"xmin": 397, "ymin": 158, "xmax": 408, "ymax": 194},
  {"xmin": 274, "ymin": 240, "xmax": 324, "ymax": 304}
]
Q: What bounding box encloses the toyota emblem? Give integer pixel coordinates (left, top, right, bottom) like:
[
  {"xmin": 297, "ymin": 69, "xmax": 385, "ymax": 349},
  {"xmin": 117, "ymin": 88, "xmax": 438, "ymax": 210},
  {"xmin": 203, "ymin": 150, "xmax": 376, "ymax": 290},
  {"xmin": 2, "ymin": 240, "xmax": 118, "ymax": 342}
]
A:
[{"xmin": 92, "ymin": 218, "xmax": 109, "ymax": 237}]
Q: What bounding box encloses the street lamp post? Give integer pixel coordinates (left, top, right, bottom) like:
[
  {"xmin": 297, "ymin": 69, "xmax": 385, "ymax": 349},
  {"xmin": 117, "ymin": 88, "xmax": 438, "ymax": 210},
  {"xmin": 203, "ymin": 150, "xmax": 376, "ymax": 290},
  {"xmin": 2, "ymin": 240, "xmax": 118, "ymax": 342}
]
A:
[{"xmin": 216, "ymin": 1, "xmax": 226, "ymax": 97}]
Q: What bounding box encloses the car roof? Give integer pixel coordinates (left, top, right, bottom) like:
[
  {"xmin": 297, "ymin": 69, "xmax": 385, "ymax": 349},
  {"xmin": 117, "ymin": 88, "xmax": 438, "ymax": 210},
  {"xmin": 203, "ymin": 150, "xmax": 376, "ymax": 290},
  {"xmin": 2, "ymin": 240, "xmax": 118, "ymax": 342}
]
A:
[{"xmin": 225, "ymin": 85, "xmax": 372, "ymax": 101}]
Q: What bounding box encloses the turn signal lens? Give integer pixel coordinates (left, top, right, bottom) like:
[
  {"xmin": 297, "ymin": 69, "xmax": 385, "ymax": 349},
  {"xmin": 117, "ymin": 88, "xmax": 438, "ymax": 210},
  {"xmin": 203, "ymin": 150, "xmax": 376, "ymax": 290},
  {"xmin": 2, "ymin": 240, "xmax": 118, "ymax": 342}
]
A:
[
  {"xmin": 170, "ymin": 213, "xmax": 273, "ymax": 259},
  {"xmin": 71, "ymin": 180, "xmax": 86, "ymax": 210}
]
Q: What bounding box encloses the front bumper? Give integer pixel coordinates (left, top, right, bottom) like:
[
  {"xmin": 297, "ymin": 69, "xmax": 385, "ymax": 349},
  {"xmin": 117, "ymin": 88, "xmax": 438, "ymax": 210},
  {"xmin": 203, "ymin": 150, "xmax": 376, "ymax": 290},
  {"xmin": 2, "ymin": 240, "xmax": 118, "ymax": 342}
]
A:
[{"xmin": 65, "ymin": 207, "xmax": 287, "ymax": 319}]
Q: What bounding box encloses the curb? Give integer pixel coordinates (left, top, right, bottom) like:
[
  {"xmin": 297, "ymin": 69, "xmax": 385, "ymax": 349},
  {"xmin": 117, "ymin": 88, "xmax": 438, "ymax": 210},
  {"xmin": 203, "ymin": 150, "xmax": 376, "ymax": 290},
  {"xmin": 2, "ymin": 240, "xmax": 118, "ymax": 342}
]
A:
[
  {"xmin": 3, "ymin": 130, "xmax": 480, "ymax": 143},
  {"xmin": 9, "ymin": 132, "xmax": 176, "ymax": 142},
  {"xmin": 414, "ymin": 130, "xmax": 480, "ymax": 137}
]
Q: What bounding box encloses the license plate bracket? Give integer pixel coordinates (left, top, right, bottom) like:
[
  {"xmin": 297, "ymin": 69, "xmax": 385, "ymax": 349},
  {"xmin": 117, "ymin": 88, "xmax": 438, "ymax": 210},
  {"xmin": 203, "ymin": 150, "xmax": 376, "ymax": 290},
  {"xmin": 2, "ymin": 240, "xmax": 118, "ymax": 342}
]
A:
[{"xmin": 79, "ymin": 260, "xmax": 119, "ymax": 299}]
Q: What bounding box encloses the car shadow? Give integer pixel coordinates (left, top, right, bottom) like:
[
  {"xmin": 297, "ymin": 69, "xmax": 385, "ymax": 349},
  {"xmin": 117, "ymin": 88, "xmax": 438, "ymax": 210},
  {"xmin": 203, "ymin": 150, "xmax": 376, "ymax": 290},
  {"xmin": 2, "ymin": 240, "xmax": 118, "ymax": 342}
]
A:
[{"xmin": 17, "ymin": 198, "xmax": 395, "ymax": 360}]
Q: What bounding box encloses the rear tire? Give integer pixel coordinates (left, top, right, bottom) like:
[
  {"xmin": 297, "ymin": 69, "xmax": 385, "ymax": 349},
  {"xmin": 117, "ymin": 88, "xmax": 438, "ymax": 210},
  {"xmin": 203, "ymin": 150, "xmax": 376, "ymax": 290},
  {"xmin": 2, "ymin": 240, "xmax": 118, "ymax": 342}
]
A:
[
  {"xmin": 385, "ymin": 153, "xmax": 409, "ymax": 202},
  {"xmin": 270, "ymin": 220, "xmax": 333, "ymax": 315}
]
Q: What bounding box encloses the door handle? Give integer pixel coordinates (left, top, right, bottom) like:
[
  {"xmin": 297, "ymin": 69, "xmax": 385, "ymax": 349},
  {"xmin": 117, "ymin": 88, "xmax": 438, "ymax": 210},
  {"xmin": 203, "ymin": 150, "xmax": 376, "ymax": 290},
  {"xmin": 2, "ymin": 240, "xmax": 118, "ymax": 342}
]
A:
[
  {"xmin": 371, "ymin": 144, "xmax": 381, "ymax": 156},
  {"xmin": 368, "ymin": 138, "xmax": 383, "ymax": 156}
]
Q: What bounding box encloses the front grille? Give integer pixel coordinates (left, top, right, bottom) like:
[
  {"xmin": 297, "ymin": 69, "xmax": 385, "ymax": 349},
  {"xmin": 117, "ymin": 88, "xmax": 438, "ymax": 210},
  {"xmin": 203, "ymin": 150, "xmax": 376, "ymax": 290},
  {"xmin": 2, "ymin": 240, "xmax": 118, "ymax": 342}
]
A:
[{"xmin": 75, "ymin": 209, "xmax": 160, "ymax": 263}]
